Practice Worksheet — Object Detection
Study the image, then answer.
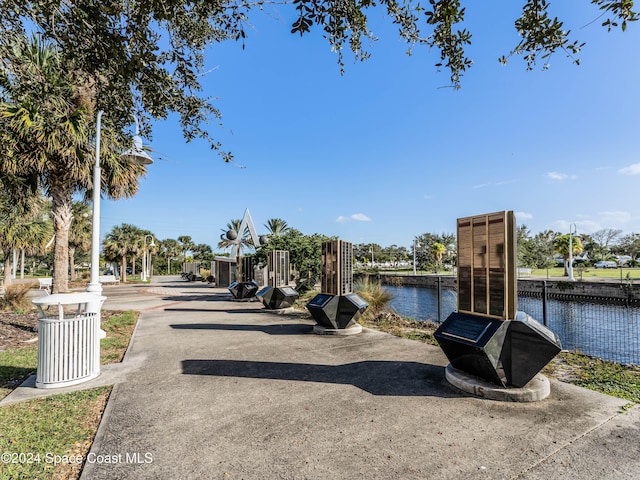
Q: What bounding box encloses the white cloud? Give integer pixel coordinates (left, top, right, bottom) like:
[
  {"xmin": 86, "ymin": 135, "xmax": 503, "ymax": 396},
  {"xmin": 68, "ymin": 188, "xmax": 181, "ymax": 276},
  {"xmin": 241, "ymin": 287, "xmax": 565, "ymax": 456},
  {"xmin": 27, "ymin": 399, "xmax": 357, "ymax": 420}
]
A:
[
  {"xmin": 472, "ymin": 183, "xmax": 489, "ymax": 189},
  {"xmin": 515, "ymin": 211, "xmax": 533, "ymax": 220},
  {"xmin": 351, "ymin": 213, "xmax": 372, "ymax": 222},
  {"xmin": 336, "ymin": 213, "xmax": 372, "ymax": 223},
  {"xmin": 618, "ymin": 163, "xmax": 640, "ymax": 175},
  {"xmin": 547, "ymin": 171, "xmax": 577, "ymax": 181}
]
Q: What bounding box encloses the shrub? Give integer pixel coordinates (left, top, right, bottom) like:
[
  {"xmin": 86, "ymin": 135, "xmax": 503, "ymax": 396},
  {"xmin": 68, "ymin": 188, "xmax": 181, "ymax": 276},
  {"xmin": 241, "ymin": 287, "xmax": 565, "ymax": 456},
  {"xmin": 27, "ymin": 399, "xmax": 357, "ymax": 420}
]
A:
[
  {"xmin": 355, "ymin": 278, "xmax": 393, "ymax": 323},
  {"xmin": 0, "ymin": 283, "xmax": 35, "ymax": 312}
]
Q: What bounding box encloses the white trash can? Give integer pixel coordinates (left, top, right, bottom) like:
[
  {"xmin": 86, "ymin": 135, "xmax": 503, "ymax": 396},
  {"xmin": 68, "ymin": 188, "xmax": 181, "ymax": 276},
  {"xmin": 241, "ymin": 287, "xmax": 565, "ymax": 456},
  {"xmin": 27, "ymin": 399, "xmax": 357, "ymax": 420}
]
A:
[{"xmin": 32, "ymin": 292, "xmax": 106, "ymax": 389}]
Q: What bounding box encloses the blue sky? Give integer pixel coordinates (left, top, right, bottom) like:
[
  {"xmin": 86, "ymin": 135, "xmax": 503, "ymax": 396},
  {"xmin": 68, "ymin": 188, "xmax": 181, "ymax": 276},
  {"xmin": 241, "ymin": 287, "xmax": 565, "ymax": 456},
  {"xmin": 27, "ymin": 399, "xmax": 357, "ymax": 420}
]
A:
[{"xmin": 100, "ymin": 1, "xmax": 640, "ymax": 251}]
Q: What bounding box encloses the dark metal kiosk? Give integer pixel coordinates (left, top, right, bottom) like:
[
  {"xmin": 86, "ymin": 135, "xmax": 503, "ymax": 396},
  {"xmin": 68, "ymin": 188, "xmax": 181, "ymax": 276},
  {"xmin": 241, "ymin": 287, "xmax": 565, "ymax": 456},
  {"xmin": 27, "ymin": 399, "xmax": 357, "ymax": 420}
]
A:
[
  {"xmin": 225, "ymin": 209, "xmax": 263, "ymax": 300},
  {"xmin": 256, "ymin": 250, "xmax": 300, "ymax": 309},
  {"xmin": 434, "ymin": 211, "xmax": 561, "ymax": 398},
  {"xmin": 306, "ymin": 240, "xmax": 368, "ymax": 334}
]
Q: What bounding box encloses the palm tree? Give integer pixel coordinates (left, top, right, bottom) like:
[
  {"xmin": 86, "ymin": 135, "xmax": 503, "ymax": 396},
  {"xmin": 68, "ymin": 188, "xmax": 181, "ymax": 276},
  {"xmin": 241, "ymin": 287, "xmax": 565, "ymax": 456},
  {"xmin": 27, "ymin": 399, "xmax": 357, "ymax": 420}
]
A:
[
  {"xmin": 264, "ymin": 218, "xmax": 290, "ymax": 237},
  {"xmin": 103, "ymin": 224, "xmax": 141, "ymax": 283},
  {"xmin": 0, "ymin": 183, "xmax": 51, "ymax": 286},
  {"xmin": 192, "ymin": 243, "xmax": 213, "ymax": 262},
  {"xmin": 69, "ymin": 201, "xmax": 92, "ymax": 281},
  {"xmin": 0, "ymin": 34, "xmax": 144, "ymax": 293},
  {"xmin": 553, "ymin": 234, "xmax": 584, "ymax": 276},
  {"xmin": 177, "ymin": 235, "xmax": 195, "ymax": 267},
  {"xmin": 430, "ymin": 242, "xmax": 446, "ymax": 273},
  {"xmin": 160, "ymin": 238, "xmax": 180, "ymax": 275},
  {"xmin": 121, "ymin": 224, "xmax": 147, "ymax": 277}
]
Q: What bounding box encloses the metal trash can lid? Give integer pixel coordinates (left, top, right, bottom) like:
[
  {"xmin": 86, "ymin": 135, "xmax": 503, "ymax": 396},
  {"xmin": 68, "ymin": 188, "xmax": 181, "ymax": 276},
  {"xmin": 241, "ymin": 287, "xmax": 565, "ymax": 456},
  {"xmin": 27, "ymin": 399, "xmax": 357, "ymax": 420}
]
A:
[{"xmin": 32, "ymin": 292, "xmax": 107, "ymax": 306}]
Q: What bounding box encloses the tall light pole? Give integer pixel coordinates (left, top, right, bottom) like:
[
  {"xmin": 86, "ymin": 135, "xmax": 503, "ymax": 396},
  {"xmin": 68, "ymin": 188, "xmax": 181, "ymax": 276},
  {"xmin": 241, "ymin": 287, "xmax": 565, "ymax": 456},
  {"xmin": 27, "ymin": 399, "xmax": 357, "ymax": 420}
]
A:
[
  {"xmin": 413, "ymin": 239, "xmax": 420, "ymax": 275},
  {"xmin": 87, "ymin": 111, "xmax": 153, "ymax": 311},
  {"xmin": 369, "ymin": 246, "xmax": 374, "ymax": 268},
  {"xmin": 568, "ymin": 223, "xmax": 577, "ymax": 281},
  {"xmin": 86, "ymin": 110, "xmax": 104, "ymax": 304},
  {"xmin": 142, "ymin": 234, "xmax": 155, "ymax": 282}
]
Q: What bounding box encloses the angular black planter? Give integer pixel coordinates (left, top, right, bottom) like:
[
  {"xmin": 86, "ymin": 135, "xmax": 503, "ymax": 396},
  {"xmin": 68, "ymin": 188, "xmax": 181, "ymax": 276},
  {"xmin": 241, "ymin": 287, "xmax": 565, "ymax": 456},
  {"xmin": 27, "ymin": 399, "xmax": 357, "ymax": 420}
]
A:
[
  {"xmin": 434, "ymin": 311, "xmax": 561, "ymax": 388},
  {"xmin": 256, "ymin": 286, "xmax": 299, "ymax": 310},
  {"xmin": 228, "ymin": 281, "xmax": 259, "ymax": 300},
  {"xmin": 306, "ymin": 293, "xmax": 369, "ymax": 330}
]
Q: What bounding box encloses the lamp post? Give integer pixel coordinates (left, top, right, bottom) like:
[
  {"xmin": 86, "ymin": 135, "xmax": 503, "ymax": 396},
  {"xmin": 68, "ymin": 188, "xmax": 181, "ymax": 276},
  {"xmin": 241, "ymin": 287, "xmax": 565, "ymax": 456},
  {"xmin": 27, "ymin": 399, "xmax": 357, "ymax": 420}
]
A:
[
  {"xmin": 369, "ymin": 247, "xmax": 374, "ymax": 268},
  {"xmin": 142, "ymin": 234, "xmax": 156, "ymax": 282},
  {"xmin": 86, "ymin": 111, "xmax": 153, "ymax": 311},
  {"xmin": 568, "ymin": 223, "xmax": 577, "ymax": 281},
  {"xmin": 413, "ymin": 239, "xmax": 420, "ymax": 275}
]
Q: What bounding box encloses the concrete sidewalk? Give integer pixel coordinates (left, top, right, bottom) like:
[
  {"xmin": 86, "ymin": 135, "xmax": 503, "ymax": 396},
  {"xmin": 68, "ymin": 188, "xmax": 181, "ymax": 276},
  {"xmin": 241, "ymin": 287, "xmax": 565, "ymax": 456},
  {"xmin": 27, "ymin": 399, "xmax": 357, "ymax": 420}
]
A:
[{"xmin": 4, "ymin": 276, "xmax": 640, "ymax": 479}]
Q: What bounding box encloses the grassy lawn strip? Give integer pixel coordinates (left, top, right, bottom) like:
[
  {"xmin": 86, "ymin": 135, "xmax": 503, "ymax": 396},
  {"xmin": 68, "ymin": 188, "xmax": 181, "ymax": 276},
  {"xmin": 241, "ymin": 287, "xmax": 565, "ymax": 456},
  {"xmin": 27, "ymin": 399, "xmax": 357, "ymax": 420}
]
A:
[
  {"xmin": 529, "ymin": 266, "xmax": 640, "ymax": 280},
  {"xmin": 100, "ymin": 310, "xmax": 138, "ymax": 364},
  {"xmin": 0, "ymin": 386, "xmax": 111, "ymax": 480},
  {"xmin": 0, "ymin": 310, "xmax": 138, "ymax": 480},
  {"xmin": 544, "ymin": 351, "xmax": 640, "ymax": 405},
  {"xmin": 0, "ymin": 346, "xmax": 38, "ymax": 399}
]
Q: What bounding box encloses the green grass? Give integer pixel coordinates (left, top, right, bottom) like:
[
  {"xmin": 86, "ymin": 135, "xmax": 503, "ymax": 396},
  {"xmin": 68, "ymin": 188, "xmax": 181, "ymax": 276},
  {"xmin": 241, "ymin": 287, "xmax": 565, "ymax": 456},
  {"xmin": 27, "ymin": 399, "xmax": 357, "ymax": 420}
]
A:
[
  {"xmin": 99, "ymin": 311, "xmax": 137, "ymax": 363},
  {"xmin": 545, "ymin": 351, "xmax": 640, "ymax": 404},
  {"xmin": 0, "ymin": 386, "xmax": 111, "ymax": 480},
  {"xmin": 529, "ymin": 267, "xmax": 640, "ymax": 280},
  {"xmin": 0, "ymin": 346, "xmax": 38, "ymax": 398}
]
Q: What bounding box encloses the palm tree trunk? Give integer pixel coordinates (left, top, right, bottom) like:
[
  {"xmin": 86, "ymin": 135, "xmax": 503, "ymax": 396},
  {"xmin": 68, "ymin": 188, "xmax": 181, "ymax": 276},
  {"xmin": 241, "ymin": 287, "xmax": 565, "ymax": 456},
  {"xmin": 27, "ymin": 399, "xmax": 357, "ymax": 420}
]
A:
[
  {"xmin": 51, "ymin": 183, "xmax": 73, "ymax": 293},
  {"xmin": 1, "ymin": 247, "xmax": 13, "ymax": 287},
  {"xmin": 121, "ymin": 257, "xmax": 127, "ymax": 283}
]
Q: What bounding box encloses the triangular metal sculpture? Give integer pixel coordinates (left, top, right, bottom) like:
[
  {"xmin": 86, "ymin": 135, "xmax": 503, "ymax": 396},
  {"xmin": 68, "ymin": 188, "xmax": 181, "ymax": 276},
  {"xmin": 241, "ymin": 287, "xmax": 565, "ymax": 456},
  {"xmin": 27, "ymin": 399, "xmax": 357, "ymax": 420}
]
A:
[
  {"xmin": 230, "ymin": 208, "xmax": 262, "ymax": 259},
  {"xmin": 226, "ymin": 208, "xmax": 263, "ymax": 300}
]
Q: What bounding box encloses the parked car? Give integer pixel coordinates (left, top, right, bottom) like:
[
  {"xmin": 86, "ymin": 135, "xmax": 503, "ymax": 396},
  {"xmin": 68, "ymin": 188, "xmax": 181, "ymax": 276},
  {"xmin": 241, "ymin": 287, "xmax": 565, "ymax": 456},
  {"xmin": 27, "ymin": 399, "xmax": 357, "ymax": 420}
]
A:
[{"xmin": 593, "ymin": 261, "xmax": 618, "ymax": 269}]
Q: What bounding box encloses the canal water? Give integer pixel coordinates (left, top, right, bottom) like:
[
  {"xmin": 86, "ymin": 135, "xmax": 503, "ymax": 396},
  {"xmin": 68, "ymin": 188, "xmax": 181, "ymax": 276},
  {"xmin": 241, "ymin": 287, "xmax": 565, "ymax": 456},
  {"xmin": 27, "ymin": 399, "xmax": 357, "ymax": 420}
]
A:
[{"xmin": 385, "ymin": 285, "xmax": 640, "ymax": 365}]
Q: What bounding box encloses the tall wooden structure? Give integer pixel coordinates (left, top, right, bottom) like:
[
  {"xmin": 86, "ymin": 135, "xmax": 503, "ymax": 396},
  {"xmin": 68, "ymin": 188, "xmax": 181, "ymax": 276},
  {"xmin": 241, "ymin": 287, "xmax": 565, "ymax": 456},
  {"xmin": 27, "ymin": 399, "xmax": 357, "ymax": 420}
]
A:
[
  {"xmin": 457, "ymin": 211, "xmax": 517, "ymax": 319},
  {"xmin": 321, "ymin": 240, "xmax": 353, "ymax": 295}
]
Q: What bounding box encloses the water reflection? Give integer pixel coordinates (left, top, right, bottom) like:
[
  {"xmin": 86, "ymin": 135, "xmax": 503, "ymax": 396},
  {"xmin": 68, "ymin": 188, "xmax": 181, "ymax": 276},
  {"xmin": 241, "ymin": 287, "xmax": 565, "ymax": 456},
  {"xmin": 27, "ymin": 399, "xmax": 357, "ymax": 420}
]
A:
[{"xmin": 386, "ymin": 285, "xmax": 639, "ymax": 365}]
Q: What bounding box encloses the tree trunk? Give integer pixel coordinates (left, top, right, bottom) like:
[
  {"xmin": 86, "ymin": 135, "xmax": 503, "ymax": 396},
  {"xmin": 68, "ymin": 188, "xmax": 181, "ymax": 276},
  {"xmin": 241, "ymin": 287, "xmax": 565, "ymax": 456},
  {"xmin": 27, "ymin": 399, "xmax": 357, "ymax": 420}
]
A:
[
  {"xmin": 51, "ymin": 183, "xmax": 73, "ymax": 293},
  {"xmin": 69, "ymin": 246, "xmax": 76, "ymax": 281},
  {"xmin": 1, "ymin": 246, "xmax": 13, "ymax": 288},
  {"xmin": 121, "ymin": 257, "xmax": 127, "ymax": 283}
]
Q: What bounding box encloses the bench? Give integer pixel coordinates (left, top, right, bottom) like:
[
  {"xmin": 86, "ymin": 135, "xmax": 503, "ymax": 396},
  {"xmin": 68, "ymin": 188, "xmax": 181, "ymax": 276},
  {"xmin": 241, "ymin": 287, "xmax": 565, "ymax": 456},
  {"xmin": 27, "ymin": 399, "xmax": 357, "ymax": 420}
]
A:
[
  {"xmin": 99, "ymin": 275, "xmax": 120, "ymax": 285},
  {"xmin": 38, "ymin": 277, "xmax": 53, "ymax": 292}
]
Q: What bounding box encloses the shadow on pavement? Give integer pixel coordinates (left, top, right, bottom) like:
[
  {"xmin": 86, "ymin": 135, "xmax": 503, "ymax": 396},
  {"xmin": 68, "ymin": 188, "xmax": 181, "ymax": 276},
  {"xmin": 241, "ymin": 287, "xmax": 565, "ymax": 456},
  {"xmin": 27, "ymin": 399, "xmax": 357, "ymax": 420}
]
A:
[
  {"xmin": 170, "ymin": 322, "xmax": 313, "ymax": 335},
  {"xmin": 158, "ymin": 294, "xmax": 232, "ymax": 302},
  {"xmin": 165, "ymin": 307, "xmax": 262, "ymax": 314},
  {"xmin": 181, "ymin": 359, "xmax": 458, "ymax": 397}
]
